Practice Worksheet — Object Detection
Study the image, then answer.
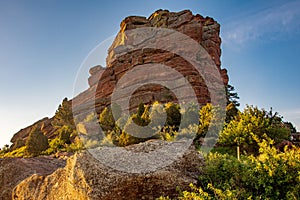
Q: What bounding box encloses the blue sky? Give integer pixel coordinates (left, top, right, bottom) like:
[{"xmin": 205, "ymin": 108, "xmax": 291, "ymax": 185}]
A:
[{"xmin": 0, "ymin": 0, "xmax": 300, "ymax": 147}]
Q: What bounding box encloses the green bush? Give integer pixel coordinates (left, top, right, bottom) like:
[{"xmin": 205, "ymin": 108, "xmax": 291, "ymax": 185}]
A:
[
  {"xmin": 160, "ymin": 138, "xmax": 300, "ymax": 200},
  {"xmin": 25, "ymin": 125, "xmax": 49, "ymax": 157},
  {"xmin": 149, "ymin": 101, "xmax": 166, "ymax": 130},
  {"xmin": 11, "ymin": 138, "xmax": 26, "ymax": 151},
  {"xmin": 197, "ymin": 104, "xmax": 224, "ymax": 141},
  {"xmin": 52, "ymin": 97, "xmax": 75, "ymax": 130},
  {"xmin": 180, "ymin": 102, "xmax": 199, "ymax": 129},
  {"xmin": 165, "ymin": 102, "xmax": 181, "ymax": 129},
  {"xmin": 44, "ymin": 137, "xmax": 65, "ymax": 155},
  {"xmin": 99, "ymin": 107, "xmax": 116, "ymax": 131},
  {"xmin": 1, "ymin": 146, "xmax": 26, "ymax": 158},
  {"xmin": 66, "ymin": 137, "xmax": 84, "ymax": 152},
  {"xmin": 44, "ymin": 125, "xmax": 74, "ymax": 155},
  {"xmin": 0, "ymin": 145, "xmax": 11, "ymax": 157},
  {"xmin": 219, "ymin": 105, "xmax": 290, "ymax": 154},
  {"xmin": 57, "ymin": 125, "xmax": 73, "ymax": 144}
]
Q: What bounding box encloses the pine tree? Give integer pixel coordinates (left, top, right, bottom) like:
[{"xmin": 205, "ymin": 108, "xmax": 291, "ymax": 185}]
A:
[
  {"xmin": 99, "ymin": 107, "xmax": 115, "ymax": 131},
  {"xmin": 226, "ymin": 84, "xmax": 240, "ymax": 107},
  {"xmin": 52, "ymin": 98, "xmax": 75, "ymax": 129}
]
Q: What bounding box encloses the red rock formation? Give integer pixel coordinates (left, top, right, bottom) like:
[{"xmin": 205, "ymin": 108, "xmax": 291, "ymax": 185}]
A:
[
  {"xmin": 10, "ymin": 117, "xmax": 57, "ymax": 145},
  {"xmin": 72, "ymin": 9, "xmax": 228, "ymax": 120},
  {"xmin": 10, "ymin": 9, "xmax": 229, "ymax": 146}
]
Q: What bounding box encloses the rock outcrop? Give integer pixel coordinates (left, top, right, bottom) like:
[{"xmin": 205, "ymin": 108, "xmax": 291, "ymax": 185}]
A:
[
  {"xmin": 0, "ymin": 157, "xmax": 66, "ymax": 200},
  {"xmin": 72, "ymin": 9, "xmax": 228, "ymax": 121},
  {"xmin": 11, "ymin": 140, "xmax": 203, "ymax": 200},
  {"xmin": 10, "ymin": 117, "xmax": 57, "ymax": 147},
  {"xmin": 10, "ymin": 9, "xmax": 228, "ymax": 147}
]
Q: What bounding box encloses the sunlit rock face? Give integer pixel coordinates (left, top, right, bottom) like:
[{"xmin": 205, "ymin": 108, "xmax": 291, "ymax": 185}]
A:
[
  {"xmin": 12, "ymin": 140, "xmax": 204, "ymax": 200},
  {"xmin": 72, "ymin": 9, "xmax": 228, "ymax": 120}
]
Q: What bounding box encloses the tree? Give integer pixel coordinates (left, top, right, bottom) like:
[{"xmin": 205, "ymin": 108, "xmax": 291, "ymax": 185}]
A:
[
  {"xmin": 165, "ymin": 102, "xmax": 181, "ymax": 129},
  {"xmin": 219, "ymin": 105, "xmax": 290, "ymax": 154},
  {"xmin": 11, "ymin": 138, "xmax": 25, "ymax": 151},
  {"xmin": 99, "ymin": 107, "xmax": 115, "ymax": 131},
  {"xmin": 284, "ymin": 121, "xmax": 297, "ymax": 133},
  {"xmin": 25, "ymin": 125, "xmax": 49, "ymax": 156},
  {"xmin": 0, "ymin": 144, "xmax": 10, "ymax": 155},
  {"xmin": 132, "ymin": 103, "xmax": 150, "ymax": 127},
  {"xmin": 57, "ymin": 125, "xmax": 73, "ymax": 144},
  {"xmin": 226, "ymin": 84, "xmax": 240, "ymax": 107},
  {"xmin": 225, "ymin": 102, "xmax": 239, "ymax": 123},
  {"xmin": 137, "ymin": 102, "xmax": 145, "ymax": 118},
  {"xmin": 122, "ymin": 104, "xmax": 153, "ymax": 145},
  {"xmin": 149, "ymin": 101, "xmax": 166, "ymax": 129},
  {"xmin": 198, "ymin": 103, "xmax": 224, "ymax": 140},
  {"xmin": 52, "ymin": 98, "xmax": 75, "ymax": 130},
  {"xmin": 224, "ymin": 84, "xmax": 240, "ymax": 124}
]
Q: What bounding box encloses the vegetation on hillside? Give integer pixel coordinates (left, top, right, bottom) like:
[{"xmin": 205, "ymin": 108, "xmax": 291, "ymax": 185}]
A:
[
  {"xmin": 159, "ymin": 138, "xmax": 300, "ymax": 199},
  {"xmin": 0, "ymin": 85, "xmax": 299, "ymax": 199},
  {"xmin": 0, "ymin": 98, "xmax": 83, "ymax": 158}
]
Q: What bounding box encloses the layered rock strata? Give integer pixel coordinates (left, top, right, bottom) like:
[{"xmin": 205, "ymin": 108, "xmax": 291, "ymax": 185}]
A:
[{"xmin": 72, "ymin": 9, "xmax": 228, "ymax": 121}]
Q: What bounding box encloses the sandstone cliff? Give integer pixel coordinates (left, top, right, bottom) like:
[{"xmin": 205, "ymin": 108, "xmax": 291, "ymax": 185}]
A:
[{"xmin": 72, "ymin": 9, "xmax": 228, "ymax": 121}]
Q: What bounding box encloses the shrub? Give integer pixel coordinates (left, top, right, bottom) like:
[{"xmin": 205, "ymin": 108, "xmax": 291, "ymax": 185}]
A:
[
  {"xmin": 25, "ymin": 125, "xmax": 49, "ymax": 157},
  {"xmin": 1, "ymin": 146, "xmax": 26, "ymax": 158},
  {"xmin": 57, "ymin": 125, "xmax": 73, "ymax": 144},
  {"xmin": 180, "ymin": 102, "xmax": 199, "ymax": 129},
  {"xmin": 99, "ymin": 107, "xmax": 116, "ymax": 131},
  {"xmin": 11, "ymin": 138, "xmax": 25, "ymax": 151},
  {"xmin": 52, "ymin": 98, "xmax": 75, "ymax": 130},
  {"xmin": 219, "ymin": 105, "xmax": 290, "ymax": 154},
  {"xmin": 149, "ymin": 102, "xmax": 166, "ymax": 130},
  {"xmin": 165, "ymin": 102, "xmax": 181, "ymax": 129},
  {"xmin": 45, "ymin": 137, "xmax": 66, "ymax": 155},
  {"xmin": 197, "ymin": 104, "xmax": 224, "ymax": 141},
  {"xmin": 161, "ymin": 138, "xmax": 300, "ymax": 200},
  {"xmin": 66, "ymin": 137, "xmax": 84, "ymax": 152}
]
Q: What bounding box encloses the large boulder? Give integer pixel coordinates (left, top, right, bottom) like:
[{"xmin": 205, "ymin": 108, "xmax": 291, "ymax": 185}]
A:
[
  {"xmin": 0, "ymin": 157, "xmax": 66, "ymax": 200},
  {"xmin": 12, "ymin": 140, "xmax": 204, "ymax": 200}
]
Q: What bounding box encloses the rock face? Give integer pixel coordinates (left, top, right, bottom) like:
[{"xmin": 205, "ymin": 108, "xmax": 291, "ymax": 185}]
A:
[
  {"xmin": 0, "ymin": 157, "xmax": 66, "ymax": 200},
  {"xmin": 72, "ymin": 9, "xmax": 228, "ymax": 120},
  {"xmin": 11, "ymin": 140, "xmax": 203, "ymax": 200},
  {"xmin": 10, "ymin": 117, "xmax": 56, "ymax": 146}
]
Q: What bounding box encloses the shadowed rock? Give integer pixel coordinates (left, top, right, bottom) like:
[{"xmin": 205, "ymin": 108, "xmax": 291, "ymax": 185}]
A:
[{"xmin": 0, "ymin": 157, "xmax": 66, "ymax": 200}]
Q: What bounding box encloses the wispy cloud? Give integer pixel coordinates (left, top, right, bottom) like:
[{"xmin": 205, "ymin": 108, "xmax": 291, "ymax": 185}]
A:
[{"xmin": 222, "ymin": 1, "xmax": 300, "ymax": 46}]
